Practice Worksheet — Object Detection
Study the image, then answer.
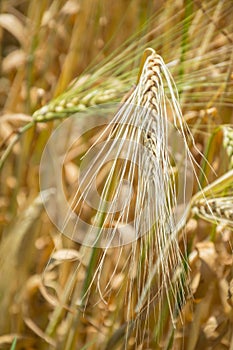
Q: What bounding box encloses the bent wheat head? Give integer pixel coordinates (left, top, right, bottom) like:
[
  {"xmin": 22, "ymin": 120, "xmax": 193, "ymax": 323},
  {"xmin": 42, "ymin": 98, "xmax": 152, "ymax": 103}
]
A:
[{"xmin": 61, "ymin": 49, "xmax": 199, "ymax": 333}]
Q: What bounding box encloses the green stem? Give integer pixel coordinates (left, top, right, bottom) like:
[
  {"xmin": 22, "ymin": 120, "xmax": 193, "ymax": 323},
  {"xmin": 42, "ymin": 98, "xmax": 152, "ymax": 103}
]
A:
[
  {"xmin": 45, "ymin": 267, "xmax": 78, "ymax": 336},
  {"xmin": 179, "ymin": 0, "xmax": 193, "ymax": 96},
  {"xmin": 199, "ymin": 126, "xmax": 221, "ymax": 188},
  {"xmin": 64, "ymin": 161, "xmax": 121, "ymax": 350}
]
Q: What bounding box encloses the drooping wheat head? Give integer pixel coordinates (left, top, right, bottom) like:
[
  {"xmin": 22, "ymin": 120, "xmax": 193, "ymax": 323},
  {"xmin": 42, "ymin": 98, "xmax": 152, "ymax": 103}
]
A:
[{"xmin": 58, "ymin": 48, "xmax": 201, "ymax": 342}]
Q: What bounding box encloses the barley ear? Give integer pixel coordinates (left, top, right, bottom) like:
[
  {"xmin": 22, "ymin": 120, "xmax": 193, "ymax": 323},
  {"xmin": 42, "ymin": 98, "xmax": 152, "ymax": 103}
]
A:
[
  {"xmin": 193, "ymin": 197, "xmax": 233, "ymax": 228},
  {"xmin": 223, "ymin": 126, "xmax": 233, "ymax": 169}
]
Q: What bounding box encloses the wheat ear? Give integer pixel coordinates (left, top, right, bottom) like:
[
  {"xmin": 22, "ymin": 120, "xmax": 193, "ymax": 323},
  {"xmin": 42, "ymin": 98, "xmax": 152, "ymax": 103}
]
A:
[
  {"xmin": 60, "ymin": 49, "xmax": 199, "ymax": 333},
  {"xmin": 193, "ymin": 197, "xmax": 233, "ymax": 227},
  {"xmin": 223, "ymin": 126, "xmax": 233, "ymax": 169}
]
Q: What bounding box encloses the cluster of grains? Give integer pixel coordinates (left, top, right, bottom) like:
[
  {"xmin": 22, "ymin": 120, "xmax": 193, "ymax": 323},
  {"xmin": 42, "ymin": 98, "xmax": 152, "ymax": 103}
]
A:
[
  {"xmin": 193, "ymin": 197, "xmax": 233, "ymax": 226},
  {"xmin": 223, "ymin": 126, "xmax": 233, "ymax": 168},
  {"xmin": 33, "ymin": 87, "xmax": 117, "ymax": 122}
]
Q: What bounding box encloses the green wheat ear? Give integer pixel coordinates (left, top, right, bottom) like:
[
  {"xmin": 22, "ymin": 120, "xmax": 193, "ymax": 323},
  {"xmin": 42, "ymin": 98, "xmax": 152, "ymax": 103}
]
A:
[
  {"xmin": 223, "ymin": 126, "xmax": 233, "ymax": 169},
  {"xmin": 32, "ymin": 80, "xmax": 120, "ymax": 122}
]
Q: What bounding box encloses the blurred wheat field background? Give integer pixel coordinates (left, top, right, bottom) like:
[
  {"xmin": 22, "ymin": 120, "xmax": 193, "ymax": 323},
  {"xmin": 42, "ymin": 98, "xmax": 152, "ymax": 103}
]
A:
[{"xmin": 0, "ymin": 0, "xmax": 233, "ymax": 349}]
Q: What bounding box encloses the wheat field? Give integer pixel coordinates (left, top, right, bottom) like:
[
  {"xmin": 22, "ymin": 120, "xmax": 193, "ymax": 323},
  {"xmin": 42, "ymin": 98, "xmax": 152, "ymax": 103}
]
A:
[{"xmin": 0, "ymin": 1, "xmax": 233, "ymax": 349}]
